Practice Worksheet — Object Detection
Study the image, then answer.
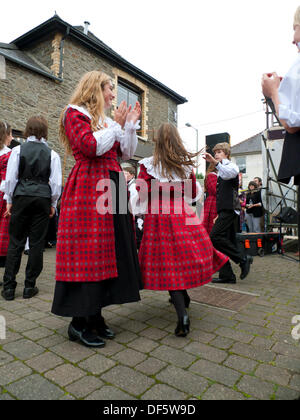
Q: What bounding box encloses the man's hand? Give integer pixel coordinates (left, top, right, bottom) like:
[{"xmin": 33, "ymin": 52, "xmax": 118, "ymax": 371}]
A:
[
  {"xmin": 4, "ymin": 203, "xmax": 12, "ymax": 218},
  {"xmin": 49, "ymin": 207, "xmax": 55, "ymax": 218}
]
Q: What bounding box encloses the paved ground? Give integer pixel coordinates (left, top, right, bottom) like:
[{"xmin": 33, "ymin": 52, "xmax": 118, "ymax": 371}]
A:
[{"xmin": 0, "ymin": 248, "xmax": 300, "ymax": 400}]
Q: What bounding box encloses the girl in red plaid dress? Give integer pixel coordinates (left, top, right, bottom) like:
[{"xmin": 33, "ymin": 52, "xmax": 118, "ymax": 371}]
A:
[
  {"xmin": 202, "ymin": 164, "xmax": 218, "ymax": 234},
  {"xmin": 0, "ymin": 122, "xmax": 13, "ymax": 276},
  {"xmin": 52, "ymin": 71, "xmax": 142, "ymax": 348},
  {"xmin": 136, "ymin": 124, "xmax": 228, "ymax": 337}
]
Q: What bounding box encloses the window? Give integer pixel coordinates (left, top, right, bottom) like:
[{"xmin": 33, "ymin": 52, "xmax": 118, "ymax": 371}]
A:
[
  {"xmin": 117, "ymin": 79, "xmax": 143, "ymax": 136},
  {"xmin": 117, "ymin": 80, "xmax": 141, "ymax": 109},
  {"xmin": 236, "ymin": 157, "xmax": 246, "ymax": 174}
]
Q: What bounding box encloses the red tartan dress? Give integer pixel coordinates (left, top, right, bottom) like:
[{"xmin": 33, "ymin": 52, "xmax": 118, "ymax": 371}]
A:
[
  {"xmin": 0, "ymin": 147, "xmax": 11, "ymax": 257},
  {"xmin": 55, "ymin": 108, "xmax": 128, "ymax": 283},
  {"xmin": 137, "ymin": 159, "xmax": 229, "ymax": 291},
  {"xmin": 202, "ymin": 172, "xmax": 218, "ymax": 234}
]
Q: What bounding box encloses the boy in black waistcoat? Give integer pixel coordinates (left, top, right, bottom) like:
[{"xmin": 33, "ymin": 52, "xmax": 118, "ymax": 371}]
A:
[
  {"xmin": 1, "ymin": 117, "xmax": 62, "ymax": 301},
  {"xmin": 204, "ymin": 143, "xmax": 253, "ymax": 284}
]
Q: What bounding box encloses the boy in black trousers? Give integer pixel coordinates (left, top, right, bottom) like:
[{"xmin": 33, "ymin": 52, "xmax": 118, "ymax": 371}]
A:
[
  {"xmin": 1, "ymin": 116, "xmax": 62, "ymax": 300},
  {"xmin": 204, "ymin": 143, "xmax": 253, "ymax": 284}
]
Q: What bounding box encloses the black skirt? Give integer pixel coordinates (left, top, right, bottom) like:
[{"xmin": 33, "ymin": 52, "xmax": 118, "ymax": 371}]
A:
[
  {"xmin": 278, "ymin": 131, "xmax": 300, "ymax": 185},
  {"xmin": 51, "ymin": 171, "xmax": 143, "ymax": 318}
]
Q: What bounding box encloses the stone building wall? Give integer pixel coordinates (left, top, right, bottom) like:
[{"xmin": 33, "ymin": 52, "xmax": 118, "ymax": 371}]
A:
[{"xmin": 0, "ymin": 32, "xmax": 179, "ymax": 182}]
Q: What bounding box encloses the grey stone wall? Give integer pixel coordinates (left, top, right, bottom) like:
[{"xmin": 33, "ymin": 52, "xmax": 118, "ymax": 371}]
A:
[{"xmin": 0, "ymin": 34, "xmax": 180, "ymax": 180}]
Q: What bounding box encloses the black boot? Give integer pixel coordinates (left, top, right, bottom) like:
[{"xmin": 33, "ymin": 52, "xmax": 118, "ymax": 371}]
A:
[
  {"xmin": 175, "ymin": 315, "xmax": 190, "ymax": 337},
  {"xmin": 240, "ymin": 255, "xmax": 253, "ymax": 280},
  {"xmin": 68, "ymin": 318, "xmax": 105, "ymax": 348}
]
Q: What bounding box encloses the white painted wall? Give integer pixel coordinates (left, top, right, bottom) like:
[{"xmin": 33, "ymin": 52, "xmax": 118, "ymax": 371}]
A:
[{"xmin": 232, "ymin": 153, "xmax": 263, "ymax": 189}]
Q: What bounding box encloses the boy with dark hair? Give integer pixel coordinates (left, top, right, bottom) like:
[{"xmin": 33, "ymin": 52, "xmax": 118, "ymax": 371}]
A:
[
  {"xmin": 1, "ymin": 116, "xmax": 62, "ymax": 301},
  {"xmin": 204, "ymin": 143, "xmax": 253, "ymax": 284}
]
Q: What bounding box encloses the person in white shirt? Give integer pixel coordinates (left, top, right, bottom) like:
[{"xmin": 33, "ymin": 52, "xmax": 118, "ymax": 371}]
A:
[
  {"xmin": 123, "ymin": 165, "xmax": 144, "ymax": 250},
  {"xmin": 204, "ymin": 143, "xmax": 253, "ymax": 284},
  {"xmin": 1, "ymin": 116, "xmax": 62, "ymax": 301},
  {"xmin": 262, "ymin": 6, "xmax": 300, "ymax": 186}
]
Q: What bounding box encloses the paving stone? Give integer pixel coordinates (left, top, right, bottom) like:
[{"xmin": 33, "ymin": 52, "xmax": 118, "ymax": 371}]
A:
[
  {"xmin": 127, "ymin": 336, "xmax": 160, "ymax": 353},
  {"xmin": 145, "ymin": 317, "xmax": 172, "ymax": 329},
  {"xmin": 117, "ymin": 319, "xmax": 148, "ymax": 334},
  {"xmin": 188, "ymin": 330, "xmax": 216, "ymax": 344},
  {"xmin": 37, "ymin": 334, "xmax": 67, "ymax": 348},
  {"xmin": 275, "ymin": 355, "xmax": 300, "ymax": 374},
  {"xmin": 78, "ymin": 354, "xmax": 116, "ymax": 375},
  {"xmin": 272, "ymin": 343, "xmax": 300, "ymax": 360},
  {"xmin": 141, "ymin": 384, "xmax": 187, "ymax": 400},
  {"xmin": 160, "ymin": 334, "xmax": 191, "ymax": 349},
  {"xmin": 209, "ymin": 336, "xmax": 235, "ymax": 350},
  {"xmin": 113, "ymin": 331, "xmax": 138, "ymax": 344},
  {"xmin": 50, "ymin": 341, "xmax": 95, "ymax": 363},
  {"xmin": 235, "ymin": 322, "xmax": 273, "ymax": 337},
  {"xmin": 37, "ymin": 316, "xmax": 68, "ymax": 331},
  {"xmin": 0, "ymin": 361, "xmax": 32, "ymax": 385},
  {"xmin": 251, "ymin": 337, "xmax": 275, "ymax": 350},
  {"xmin": 22, "ymin": 327, "xmax": 54, "ymax": 341},
  {"xmin": 66, "ymin": 376, "xmax": 104, "ymax": 399},
  {"xmin": 139, "ymin": 327, "xmax": 169, "ymax": 341},
  {"xmin": 6, "ymin": 374, "xmax": 64, "ymax": 400},
  {"xmin": 101, "ymin": 365, "xmax": 155, "ymax": 396},
  {"xmin": 7, "ymin": 318, "xmax": 38, "ymax": 333},
  {"xmin": 201, "ymin": 384, "xmax": 245, "ymax": 400},
  {"xmin": 85, "ymin": 386, "xmax": 136, "ymax": 400},
  {"xmin": 184, "ymin": 342, "xmax": 227, "ymax": 363},
  {"xmin": 189, "ymin": 359, "xmax": 241, "ymax": 387},
  {"xmin": 275, "ymin": 386, "xmax": 300, "ymax": 400},
  {"xmin": 290, "ymin": 374, "xmax": 300, "ymax": 390},
  {"xmin": 237, "ymin": 375, "xmax": 276, "ymax": 400},
  {"xmin": 112, "ymin": 348, "xmax": 147, "ymax": 367},
  {"xmin": 216, "ymin": 327, "xmax": 253, "ymax": 344},
  {"xmin": 22, "ymin": 311, "xmax": 48, "ymax": 321},
  {"xmin": 255, "ymin": 364, "xmax": 291, "ymax": 387},
  {"xmin": 203, "ymin": 314, "xmax": 238, "ymax": 328},
  {"xmin": 150, "ymin": 345, "xmax": 196, "ymax": 368},
  {"xmin": 224, "ymin": 355, "xmax": 258, "ymax": 374},
  {"xmin": 232, "ymin": 314, "xmax": 267, "ymax": 327},
  {"xmin": 96, "ymin": 340, "xmax": 125, "ymax": 357},
  {"xmin": 0, "ymin": 350, "xmax": 14, "ymax": 367},
  {"xmin": 156, "ymin": 365, "xmax": 209, "ymax": 397},
  {"xmin": 25, "ymin": 352, "xmax": 64, "ymax": 373},
  {"xmin": 0, "ymin": 392, "xmax": 16, "ymax": 400},
  {"xmin": 45, "ymin": 364, "xmax": 86, "ymax": 387},
  {"xmin": 2, "ymin": 338, "xmax": 45, "ymax": 360},
  {"xmin": 231, "ymin": 343, "xmax": 276, "ymax": 363},
  {"xmin": 135, "ymin": 357, "xmax": 167, "ymax": 376}
]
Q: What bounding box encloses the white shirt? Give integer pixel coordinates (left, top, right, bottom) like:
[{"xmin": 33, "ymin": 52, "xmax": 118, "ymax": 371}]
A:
[
  {"xmin": 67, "ymin": 105, "xmax": 140, "ymax": 161},
  {"xmin": 0, "ymin": 146, "xmax": 11, "ymax": 193},
  {"xmin": 278, "ymin": 54, "xmax": 300, "ymax": 127},
  {"xmin": 4, "ymin": 136, "xmax": 62, "ymax": 208}
]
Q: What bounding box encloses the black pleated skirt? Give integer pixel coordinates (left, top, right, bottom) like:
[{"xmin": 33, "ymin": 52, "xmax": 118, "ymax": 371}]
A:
[{"xmin": 51, "ymin": 171, "xmax": 143, "ymax": 318}]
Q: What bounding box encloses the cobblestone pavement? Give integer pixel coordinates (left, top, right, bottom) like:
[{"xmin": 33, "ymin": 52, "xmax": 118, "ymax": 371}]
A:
[{"xmin": 0, "ymin": 248, "xmax": 300, "ymax": 400}]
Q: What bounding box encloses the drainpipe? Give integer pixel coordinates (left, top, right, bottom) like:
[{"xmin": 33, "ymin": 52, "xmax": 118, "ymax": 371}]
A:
[{"xmin": 58, "ymin": 26, "xmax": 70, "ymax": 80}]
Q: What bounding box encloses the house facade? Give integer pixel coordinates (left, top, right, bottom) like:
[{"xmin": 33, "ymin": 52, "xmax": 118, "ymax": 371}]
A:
[
  {"xmin": 231, "ymin": 132, "xmax": 263, "ymax": 189},
  {"xmin": 0, "ymin": 15, "xmax": 187, "ymax": 181}
]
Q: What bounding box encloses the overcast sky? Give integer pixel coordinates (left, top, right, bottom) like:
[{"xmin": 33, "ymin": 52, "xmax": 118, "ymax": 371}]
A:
[{"xmin": 1, "ymin": 1, "xmax": 300, "ymax": 173}]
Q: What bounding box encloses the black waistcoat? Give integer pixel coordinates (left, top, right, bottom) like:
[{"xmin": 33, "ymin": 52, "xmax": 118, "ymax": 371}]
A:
[
  {"xmin": 278, "ymin": 130, "xmax": 300, "ymax": 186},
  {"xmin": 14, "ymin": 142, "xmax": 51, "ymax": 198},
  {"xmin": 216, "ymin": 175, "xmax": 241, "ymax": 213}
]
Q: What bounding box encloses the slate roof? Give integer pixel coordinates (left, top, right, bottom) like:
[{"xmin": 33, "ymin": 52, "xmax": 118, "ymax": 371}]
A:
[
  {"xmin": 0, "ymin": 15, "xmax": 187, "ymax": 104},
  {"xmin": 0, "ymin": 42, "xmax": 60, "ymax": 80},
  {"xmin": 231, "ymin": 132, "xmax": 263, "ymax": 155}
]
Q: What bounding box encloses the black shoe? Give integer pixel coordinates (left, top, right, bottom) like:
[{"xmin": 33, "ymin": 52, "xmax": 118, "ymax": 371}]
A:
[
  {"xmin": 90, "ymin": 316, "xmax": 115, "ymax": 340},
  {"xmin": 68, "ymin": 323, "xmax": 105, "ymax": 348},
  {"xmin": 240, "ymin": 255, "xmax": 253, "ymax": 280},
  {"xmin": 0, "ymin": 282, "xmax": 3, "ymax": 287},
  {"xmin": 175, "ymin": 315, "xmax": 190, "ymax": 337},
  {"xmin": 212, "ymin": 277, "xmax": 236, "ymax": 284},
  {"xmin": 23, "ymin": 287, "xmax": 39, "ymax": 299},
  {"xmin": 1, "ymin": 288, "xmax": 15, "ymax": 301}
]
